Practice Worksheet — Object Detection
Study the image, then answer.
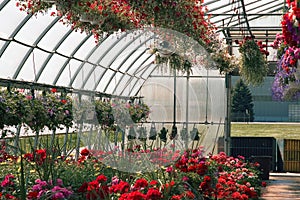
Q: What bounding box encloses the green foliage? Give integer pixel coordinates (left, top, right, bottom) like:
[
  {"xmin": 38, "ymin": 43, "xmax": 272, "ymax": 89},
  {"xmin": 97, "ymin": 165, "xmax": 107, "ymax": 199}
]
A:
[
  {"xmin": 238, "ymin": 39, "xmax": 268, "ymax": 86},
  {"xmin": 231, "ymin": 79, "xmax": 254, "ymax": 122}
]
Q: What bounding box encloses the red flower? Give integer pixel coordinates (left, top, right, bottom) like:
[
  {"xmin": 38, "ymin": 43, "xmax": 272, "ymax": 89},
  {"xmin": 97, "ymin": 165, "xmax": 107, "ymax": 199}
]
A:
[
  {"xmin": 109, "ymin": 180, "xmax": 130, "ymax": 194},
  {"xmin": 203, "ymin": 175, "xmax": 211, "ymax": 182},
  {"xmin": 119, "ymin": 191, "xmax": 146, "ymax": 200},
  {"xmin": 261, "ymin": 181, "xmax": 267, "ymax": 187},
  {"xmin": 170, "ymin": 195, "xmax": 181, "ymax": 200},
  {"xmin": 150, "ymin": 180, "xmax": 158, "ymax": 186},
  {"xmin": 96, "ymin": 174, "xmax": 107, "ymax": 183},
  {"xmin": 51, "ymin": 88, "xmax": 57, "ymax": 93},
  {"xmin": 35, "ymin": 149, "xmax": 46, "ymax": 165},
  {"xmin": 27, "ymin": 191, "xmax": 39, "ymax": 199},
  {"xmin": 80, "ymin": 148, "xmax": 90, "ymax": 156},
  {"xmin": 61, "ymin": 99, "xmax": 67, "ymax": 104},
  {"xmin": 24, "ymin": 153, "xmax": 34, "ymax": 162},
  {"xmin": 4, "ymin": 194, "xmax": 16, "ymax": 199},
  {"xmin": 146, "ymin": 188, "xmax": 162, "ymax": 200},
  {"xmin": 134, "ymin": 178, "xmax": 148, "ymax": 189},
  {"xmin": 78, "ymin": 182, "xmax": 88, "ymax": 193}
]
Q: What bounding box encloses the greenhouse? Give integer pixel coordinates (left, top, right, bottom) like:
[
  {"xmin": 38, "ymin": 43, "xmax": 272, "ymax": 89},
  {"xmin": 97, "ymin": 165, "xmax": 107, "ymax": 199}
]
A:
[{"xmin": 0, "ymin": 0, "xmax": 297, "ymax": 199}]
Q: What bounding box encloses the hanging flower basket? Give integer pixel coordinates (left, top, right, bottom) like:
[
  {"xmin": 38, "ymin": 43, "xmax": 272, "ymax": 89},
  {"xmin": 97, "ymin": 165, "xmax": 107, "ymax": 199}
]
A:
[
  {"xmin": 237, "ymin": 37, "xmax": 268, "ymax": 86},
  {"xmin": 271, "ymin": 7, "xmax": 300, "ymax": 101}
]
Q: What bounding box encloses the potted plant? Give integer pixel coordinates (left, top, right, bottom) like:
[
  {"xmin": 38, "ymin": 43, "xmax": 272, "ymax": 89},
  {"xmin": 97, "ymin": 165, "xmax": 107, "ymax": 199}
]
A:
[{"xmin": 236, "ymin": 37, "xmax": 268, "ymax": 86}]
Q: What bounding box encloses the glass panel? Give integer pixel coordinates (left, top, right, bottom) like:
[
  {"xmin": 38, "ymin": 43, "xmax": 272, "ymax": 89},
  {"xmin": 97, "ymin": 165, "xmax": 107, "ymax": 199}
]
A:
[
  {"xmin": 128, "ymin": 54, "xmax": 154, "ymax": 74},
  {"xmin": 73, "ymin": 36, "xmax": 97, "ymax": 60},
  {"xmin": 14, "ymin": 12, "xmax": 55, "ymax": 45},
  {"xmin": 88, "ymin": 34, "xmax": 122, "ymax": 63},
  {"xmin": 38, "ymin": 21, "xmax": 70, "ymax": 51},
  {"xmin": 140, "ymin": 64, "xmax": 157, "ymax": 79},
  {"xmin": 83, "ymin": 65, "xmax": 106, "ymax": 90},
  {"xmin": 122, "ymin": 77, "xmax": 138, "ymax": 96},
  {"xmin": 38, "ymin": 54, "xmax": 68, "ymax": 84},
  {"xmin": 141, "ymin": 77, "xmax": 174, "ymax": 122},
  {"xmin": 129, "ymin": 78, "xmax": 144, "ymax": 97},
  {"xmin": 0, "ymin": 2, "xmax": 27, "ymax": 38},
  {"xmin": 0, "ymin": 42, "xmax": 29, "ymax": 79},
  {"xmin": 118, "ymin": 49, "xmax": 147, "ymax": 72},
  {"xmin": 56, "ymin": 30, "xmax": 89, "ymax": 56},
  {"xmin": 72, "ymin": 63, "xmax": 95, "ymax": 89},
  {"xmin": 108, "ymin": 33, "xmax": 150, "ymax": 71},
  {"xmin": 99, "ymin": 31, "xmax": 142, "ymax": 69},
  {"xmin": 56, "ymin": 59, "xmax": 82, "ymax": 87},
  {"xmin": 113, "ymin": 74, "xmax": 131, "ymax": 96},
  {"xmin": 17, "ymin": 49, "xmax": 49, "ymax": 82},
  {"xmin": 95, "ymin": 69, "xmax": 114, "ymax": 92},
  {"xmin": 104, "ymin": 72, "xmax": 123, "ymax": 94}
]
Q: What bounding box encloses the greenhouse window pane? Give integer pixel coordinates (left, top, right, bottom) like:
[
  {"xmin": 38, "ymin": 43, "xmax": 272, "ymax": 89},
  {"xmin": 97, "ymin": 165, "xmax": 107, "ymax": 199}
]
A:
[
  {"xmin": 0, "ymin": 42, "xmax": 29, "ymax": 79},
  {"xmin": 99, "ymin": 31, "xmax": 143, "ymax": 68},
  {"xmin": 38, "ymin": 21, "xmax": 71, "ymax": 51},
  {"xmin": 118, "ymin": 49, "xmax": 147, "ymax": 73},
  {"xmin": 0, "ymin": 2, "xmax": 27, "ymax": 39},
  {"xmin": 104, "ymin": 72, "xmax": 123, "ymax": 94},
  {"xmin": 140, "ymin": 64, "xmax": 157, "ymax": 79},
  {"xmin": 38, "ymin": 54, "xmax": 68, "ymax": 84},
  {"xmin": 56, "ymin": 30, "xmax": 89, "ymax": 56},
  {"xmin": 56, "ymin": 59, "xmax": 82, "ymax": 87},
  {"xmin": 72, "ymin": 63, "xmax": 95, "ymax": 89},
  {"xmin": 128, "ymin": 53, "xmax": 154, "ymax": 74},
  {"xmin": 112, "ymin": 74, "xmax": 131, "ymax": 96},
  {"xmin": 121, "ymin": 77, "xmax": 138, "ymax": 96},
  {"xmin": 129, "ymin": 79, "xmax": 144, "ymax": 97},
  {"xmin": 87, "ymin": 36, "xmax": 119, "ymax": 63},
  {"xmin": 95, "ymin": 69, "xmax": 115, "ymax": 92},
  {"xmin": 17, "ymin": 49, "xmax": 49, "ymax": 82},
  {"xmin": 14, "ymin": 13, "xmax": 55, "ymax": 46},
  {"xmin": 82, "ymin": 66, "xmax": 106, "ymax": 90},
  {"xmin": 73, "ymin": 36, "xmax": 97, "ymax": 60}
]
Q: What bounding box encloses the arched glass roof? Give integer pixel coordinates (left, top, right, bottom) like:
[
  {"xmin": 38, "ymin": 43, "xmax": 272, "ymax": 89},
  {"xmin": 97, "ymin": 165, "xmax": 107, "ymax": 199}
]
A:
[
  {"xmin": 0, "ymin": 0, "xmax": 159, "ymax": 97},
  {"xmin": 0, "ymin": 0, "xmax": 285, "ymax": 96}
]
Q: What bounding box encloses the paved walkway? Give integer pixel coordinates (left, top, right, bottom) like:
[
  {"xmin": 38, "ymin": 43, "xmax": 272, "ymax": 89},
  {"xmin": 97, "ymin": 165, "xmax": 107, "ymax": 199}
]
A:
[{"xmin": 261, "ymin": 173, "xmax": 300, "ymax": 199}]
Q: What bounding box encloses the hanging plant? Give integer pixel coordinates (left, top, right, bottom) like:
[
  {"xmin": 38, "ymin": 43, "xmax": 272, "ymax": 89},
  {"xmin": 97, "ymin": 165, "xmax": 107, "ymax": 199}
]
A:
[
  {"xmin": 16, "ymin": 0, "xmax": 215, "ymax": 45},
  {"xmin": 94, "ymin": 99, "xmax": 114, "ymax": 129},
  {"xmin": 271, "ymin": 1, "xmax": 300, "ymax": 101},
  {"xmin": 236, "ymin": 37, "xmax": 268, "ymax": 86},
  {"xmin": 152, "ymin": 49, "xmax": 192, "ymax": 74}
]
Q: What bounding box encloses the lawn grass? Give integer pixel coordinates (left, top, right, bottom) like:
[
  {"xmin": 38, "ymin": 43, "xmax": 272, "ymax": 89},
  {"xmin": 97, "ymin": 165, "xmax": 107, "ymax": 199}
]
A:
[{"xmin": 231, "ymin": 123, "xmax": 300, "ymax": 139}]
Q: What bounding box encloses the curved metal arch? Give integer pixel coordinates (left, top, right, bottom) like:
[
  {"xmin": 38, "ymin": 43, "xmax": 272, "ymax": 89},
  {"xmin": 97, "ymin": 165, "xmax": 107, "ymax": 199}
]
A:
[
  {"xmin": 102, "ymin": 35, "xmax": 156, "ymax": 93},
  {"xmin": 79, "ymin": 32, "xmax": 131, "ymax": 90},
  {"xmin": 13, "ymin": 16, "xmax": 61, "ymax": 79},
  {"xmin": 111, "ymin": 48, "xmax": 150, "ymax": 95},
  {"xmin": 0, "ymin": 0, "xmax": 9, "ymax": 11},
  {"xmin": 34, "ymin": 28, "xmax": 74, "ymax": 82},
  {"xmin": 52, "ymin": 33, "xmax": 92, "ymax": 85},
  {"xmin": 86, "ymin": 30, "xmax": 147, "ymax": 91}
]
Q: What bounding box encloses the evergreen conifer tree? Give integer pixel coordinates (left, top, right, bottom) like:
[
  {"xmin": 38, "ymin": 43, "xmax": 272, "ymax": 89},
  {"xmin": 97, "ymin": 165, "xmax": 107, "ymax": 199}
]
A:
[{"xmin": 231, "ymin": 79, "xmax": 254, "ymax": 122}]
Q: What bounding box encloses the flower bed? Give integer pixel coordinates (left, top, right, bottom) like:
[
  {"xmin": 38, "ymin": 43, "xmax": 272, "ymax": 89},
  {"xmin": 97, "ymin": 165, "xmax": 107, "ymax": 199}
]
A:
[{"xmin": 0, "ymin": 142, "xmax": 266, "ymax": 199}]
